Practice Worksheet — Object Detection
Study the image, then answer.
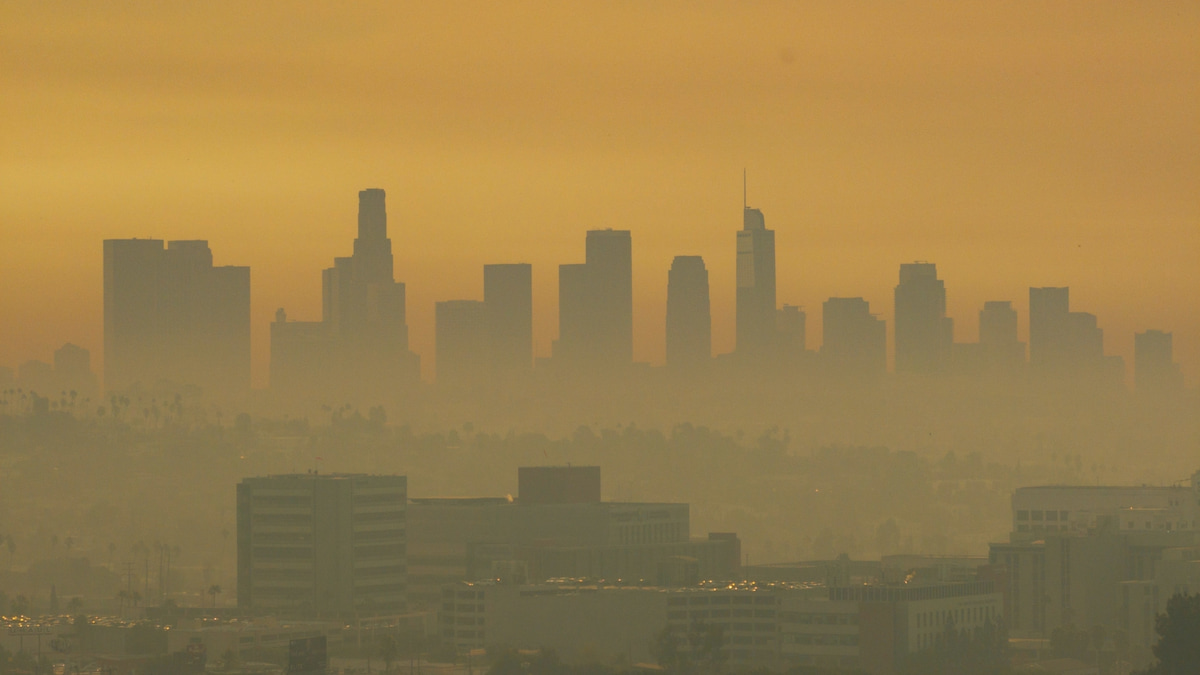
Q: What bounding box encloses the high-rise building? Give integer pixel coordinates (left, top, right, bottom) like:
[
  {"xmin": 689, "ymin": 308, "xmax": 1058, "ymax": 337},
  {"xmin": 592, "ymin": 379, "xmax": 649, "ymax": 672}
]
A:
[
  {"xmin": 103, "ymin": 238, "xmax": 250, "ymax": 396},
  {"xmin": 436, "ymin": 300, "xmax": 488, "ymax": 386},
  {"xmin": 894, "ymin": 263, "xmax": 953, "ymax": 374},
  {"xmin": 1134, "ymin": 330, "xmax": 1183, "ymax": 393},
  {"xmin": 271, "ymin": 189, "xmax": 418, "ymax": 399},
  {"xmin": 1029, "ymin": 287, "xmax": 1108, "ymax": 379},
  {"xmin": 665, "ymin": 256, "xmax": 711, "ymax": 370},
  {"xmin": 553, "ymin": 231, "xmax": 633, "ymax": 369},
  {"xmin": 776, "ymin": 305, "xmax": 807, "ymax": 356},
  {"xmin": 554, "ymin": 263, "xmax": 590, "ymax": 364},
  {"xmin": 821, "ymin": 297, "xmax": 886, "ymax": 378},
  {"xmin": 236, "ymin": 474, "xmax": 407, "ymax": 616},
  {"xmin": 484, "ymin": 264, "xmax": 533, "ymax": 375},
  {"xmin": 586, "ymin": 229, "xmax": 633, "ymax": 366},
  {"xmin": 1029, "ymin": 287, "xmax": 1070, "ymax": 371},
  {"xmin": 736, "ymin": 205, "xmax": 776, "ymax": 358},
  {"xmin": 978, "ymin": 301, "xmax": 1025, "ymax": 369}
]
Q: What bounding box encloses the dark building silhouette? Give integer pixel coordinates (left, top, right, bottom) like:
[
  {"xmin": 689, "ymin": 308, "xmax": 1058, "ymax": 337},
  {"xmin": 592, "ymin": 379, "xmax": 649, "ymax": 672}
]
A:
[
  {"xmin": 955, "ymin": 300, "xmax": 1026, "ymax": 374},
  {"xmin": 518, "ymin": 466, "xmax": 602, "ymax": 504},
  {"xmin": 776, "ymin": 304, "xmax": 807, "ymax": 356},
  {"xmin": 1134, "ymin": 330, "xmax": 1183, "ymax": 394},
  {"xmin": 436, "ymin": 300, "xmax": 488, "ymax": 387},
  {"xmin": 665, "ymin": 256, "xmax": 711, "ymax": 370},
  {"xmin": 53, "ymin": 343, "xmax": 98, "ymax": 399},
  {"xmin": 271, "ymin": 189, "xmax": 418, "ymax": 400},
  {"xmin": 821, "ymin": 297, "xmax": 886, "ymax": 378},
  {"xmin": 736, "ymin": 205, "xmax": 776, "ymax": 359},
  {"xmin": 553, "ymin": 231, "xmax": 633, "ymax": 369},
  {"xmin": 1029, "ymin": 287, "xmax": 1107, "ymax": 379},
  {"xmin": 484, "ymin": 264, "xmax": 533, "ymax": 375},
  {"xmin": 894, "ymin": 262, "xmax": 953, "ymax": 374},
  {"xmin": 103, "ymin": 238, "xmax": 250, "ymax": 396}
]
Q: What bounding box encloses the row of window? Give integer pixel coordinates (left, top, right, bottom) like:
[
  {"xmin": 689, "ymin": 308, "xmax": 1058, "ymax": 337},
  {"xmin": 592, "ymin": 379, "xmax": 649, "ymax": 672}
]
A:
[
  {"xmin": 668, "ymin": 609, "xmax": 776, "ymax": 620},
  {"xmin": 779, "ymin": 612, "xmax": 857, "ymax": 626},
  {"xmin": 916, "ymin": 604, "xmax": 996, "ymax": 629},
  {"xmin": 783, "ymin": 634, "xmax": 859, "ymax": 647},
  {"xmin": 1016, "ymin": 510, "xmax": 1070, "ymax": 522}
]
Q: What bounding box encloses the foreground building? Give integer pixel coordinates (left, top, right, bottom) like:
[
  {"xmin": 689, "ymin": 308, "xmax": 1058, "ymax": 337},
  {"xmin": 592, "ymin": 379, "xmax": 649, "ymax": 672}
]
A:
[
  {"xmin": 236, "ymin": 474, "xmax": 407, "ymax": 617},
  {"xmin": 407, "ymin": 466, "xmax": 740, "ymax": 608}
]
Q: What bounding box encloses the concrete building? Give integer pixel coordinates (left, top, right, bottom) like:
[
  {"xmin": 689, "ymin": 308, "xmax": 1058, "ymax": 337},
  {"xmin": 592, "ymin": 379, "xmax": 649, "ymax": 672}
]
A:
[
  {"xmin": 894, "ymin": 262, "xmax": 953, "ymax": 375},
  {"xmin": 439, "ymin": 575, "xmax": 1001, "ymax": 674},
  {"xmin": 406, "ymin": 467, "xmax": 739, "ymax": 609},
  {"xmin": 104, "ymin": 238, "xmax": 250, "ymax": 396},
  {"xmin": 821, "ymin": 298, "xmax": 887, "ymax": 379},
  {"xmin": 1134, "ymin": 330, "xmax": 1183, "ymax": 394},
  {"xmin": 736, "ymin": 205, "xmax": 777, "ymax": 361},
  {"xmin": 483, "ymin": 263, "xmax": 533, "ymax": 375},
  {"xmin": 435, "ymin": 300, "xmax": 488, "ymax": 387},
  {"xmin": 236, "ymin": 474, "xmax": 407, "ymax": 617},
  {"xmin": 665, "ymin": 255, "xmax": 712, "ymax": 371}
]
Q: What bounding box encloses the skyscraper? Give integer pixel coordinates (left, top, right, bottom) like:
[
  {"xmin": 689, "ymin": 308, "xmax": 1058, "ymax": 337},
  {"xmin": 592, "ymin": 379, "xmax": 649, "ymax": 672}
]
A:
[
  {"xmin": 665, "ymin": 256, "xmax": 711, "ymax": 370},
  {"xmin": 1029, "ymin": 287, "xmax": 1105, "ymax": 378},
  {"xmin": 1134, "ymin": 330, "xmax": 1183, "ymax": 394},
  {"xmin": 978, "ymin": 301, "xmax": 1025, "ymax": 369},
  {"xmin": 776, "ymin": 305, "xmax": 807, "ymax": 356},
  {"xmin": 484, "ymin": 264, "xmax": 533, "ymax": 375},
  {"xmin": 553, "ymin": 231, "xmax": 633, "ymax": 369},
  {"xmin": 736, "ymin": 204, "xmax": 776, "ymax": 359},
  {"xmin": 436, "ymin": 300, "xmax": 488, "ymax": 386},
  {"xmin": 272, "ymin": 189, "xmax": 418, "ymax": 399},
  {"xmin": 1029, "ymin": 287, "xmax": 1070, "ymax": 371},
  {"xmin": 586, "ymin": 229, "xmax": 633, "ymax": 367},
  {"xmin": 821, "ymin": 297, "xmax": 886, "ymax": 379},
  {"xmin": 103, "ymin": 238, "xmax": 250, "ymax": 396},
  {"xmin": 894, "ymin": 262, "xmax": 953, "ymax": 374}
]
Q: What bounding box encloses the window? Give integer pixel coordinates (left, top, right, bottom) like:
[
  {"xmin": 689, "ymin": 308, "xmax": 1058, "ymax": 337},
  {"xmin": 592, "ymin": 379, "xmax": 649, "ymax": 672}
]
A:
[
  {"xmin": 1031, "ymin": 510, "xmax": 1044, "ymax": 521},
  {"xmin": 1017, "ymin": 511, "xmax": 1029, "ymax": 521}
]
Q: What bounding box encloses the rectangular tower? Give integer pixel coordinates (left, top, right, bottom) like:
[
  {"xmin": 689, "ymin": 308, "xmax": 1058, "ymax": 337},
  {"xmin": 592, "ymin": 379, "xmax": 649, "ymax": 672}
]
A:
[
  {"xmin": 894, "ymin": 262, "xmax": 953, "ymax": 374},
  {"xmin": 585, "ymin": 229, "xmax": 633, "ymax": 367},
  {"xmin": 735, "ymin": 207, "xmax": 776, "ymax": 359},
  {"xmin": 237, "ymin": 474, "xmax": 407, "ymax": 616},
  {"xmin": 665, "ymin": 255, "xmax": 711, "ymax": 370},
  {"xmin": 484, "ymin": 264, "xmax": 534, "ymax": 375}
]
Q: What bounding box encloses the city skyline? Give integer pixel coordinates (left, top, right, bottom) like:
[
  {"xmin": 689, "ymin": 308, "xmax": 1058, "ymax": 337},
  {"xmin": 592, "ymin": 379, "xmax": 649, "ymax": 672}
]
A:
[{"xmin": 1, "ymin": 3, "xmax": 1196, "ymax": 387}]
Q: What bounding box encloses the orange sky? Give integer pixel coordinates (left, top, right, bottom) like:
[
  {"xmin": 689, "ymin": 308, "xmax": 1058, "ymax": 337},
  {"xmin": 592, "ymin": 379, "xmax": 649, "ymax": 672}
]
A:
[{"xmin": 1, "ymin": 2, "xmax": 1197, "ymax": 387}]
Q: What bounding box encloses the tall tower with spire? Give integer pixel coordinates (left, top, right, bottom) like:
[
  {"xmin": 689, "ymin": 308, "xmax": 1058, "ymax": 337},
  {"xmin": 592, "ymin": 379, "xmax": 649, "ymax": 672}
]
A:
[{"xmin": 736, "ymin": 174, "xmax": 777, "ymax": 359}]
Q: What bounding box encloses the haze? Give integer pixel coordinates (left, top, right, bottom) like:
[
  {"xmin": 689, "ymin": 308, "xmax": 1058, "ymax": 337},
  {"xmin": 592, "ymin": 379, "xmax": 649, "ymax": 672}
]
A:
[{"xmin": 2, "ymin": 2, "xmax": 1197, "ymax": 385}]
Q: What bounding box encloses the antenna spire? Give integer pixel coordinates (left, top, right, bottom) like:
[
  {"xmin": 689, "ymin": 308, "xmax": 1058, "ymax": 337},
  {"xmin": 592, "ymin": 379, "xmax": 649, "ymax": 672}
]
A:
[{"xmin": 743, "ymin": 168, "xmax": 747, "ymax": 209}]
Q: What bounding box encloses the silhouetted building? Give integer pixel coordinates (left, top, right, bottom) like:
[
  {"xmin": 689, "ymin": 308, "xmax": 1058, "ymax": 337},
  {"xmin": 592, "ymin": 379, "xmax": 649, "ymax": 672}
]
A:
[
  {"xmin": 736, "ymin": 205, "xmax": 776, "ymax": 359},
  {"xmin": 236, "ymin": 473, "xmax": 407, "ymax": 616},
  {"xmin": 821, "ymin": 297, "xmax": 886, "ymax": 378},
  {"xmin": 776, "ymin": 304, "xmax": 807, "ymax": 356},
  {"xmin": 665, "ymin": 256, "xmax": 711, "ymax": 370},
  {"xmin": 553, "ymin": 231, "xmax": 632, "ymax": 369},
  {"xmin": 978, "ymin": 301, "xmax": 1025, "ymax": 369},
  {"xmin": 271, "ymin": 189, "xmax": 419, "ymax": 400},
  {"xmin": 1029, "ymin": 286, "xmax": 1107, "ymax": 380},
  {"xmin": 103, "ymin": 238, "xmax": 250, "ymax": 396},
  {"xmin": 1135, "ymin": 330, "xmax": 1183, "ymax": 394},
  {"xmin": 436, "ymin": 300, "xmax": 488, "ymax": 387},
  {"xmin": 894, "ymin": 263, "xmax": 952, "ymax": 374},
  {"xmin": 53, "ymin": 343, "xmax": 98, "ymax": 399},
  {"xmin": 484, "ymin": 264, "xmax": 533, "ymax": 375}
]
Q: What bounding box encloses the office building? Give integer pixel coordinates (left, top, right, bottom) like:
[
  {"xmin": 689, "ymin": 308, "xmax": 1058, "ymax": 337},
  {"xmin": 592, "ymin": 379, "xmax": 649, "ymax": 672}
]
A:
[
  {"xmin": 1029, "ymin": 287, "xmax": 1106, "ymax": 379},
  {"xmin": 271, "ymin": 189, "xmax": 419, "ymax": 400},
  {"xmin": 665, "ymin": 255, "xmax": 711, "ymax": 370},
  {"xmin": 894, "ymin": 263, "xmax": 952, "ymax": 374},
  {"xmin": 978, "ymin": 301, "xmax": 1025, "ymax": 369},
  {"xmin": 483, "ymin": 263, "xmax": 533, "ymax": 375},
  {"xmin": 776, "ymin": 305, "xmax": 807, "ymax": 355},
  {"xmin": 821, "ymin": 298, "xmax": 886, "ymax": 378},
  {"xmin": 406, "ymin": 467, "xmax": 739, "ymax": 609},
  {"xmin": 436, "ymin": 300, "xmax": 488, "ymax": 386},
  {"xmin": 52, "ymin": 343, "xmax": 99, "ymax": 399},
  {"xmin": 736, "ymin": 205, "xmax": 777, "ymax": 359},
  {"xmin": 103, "ymin": 238, "xmax": 250, "ymax": 396},
  {"xmin": 236, "ymin": 473, "xmax": 407, "ymax": 616},
  {"xmin": 1134, "ymin": 330, "xmax": 1183, "ymax": 394},
  {"xmin": 553, "ymin": 231, "xmax": 633, "ymax": 369}
]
